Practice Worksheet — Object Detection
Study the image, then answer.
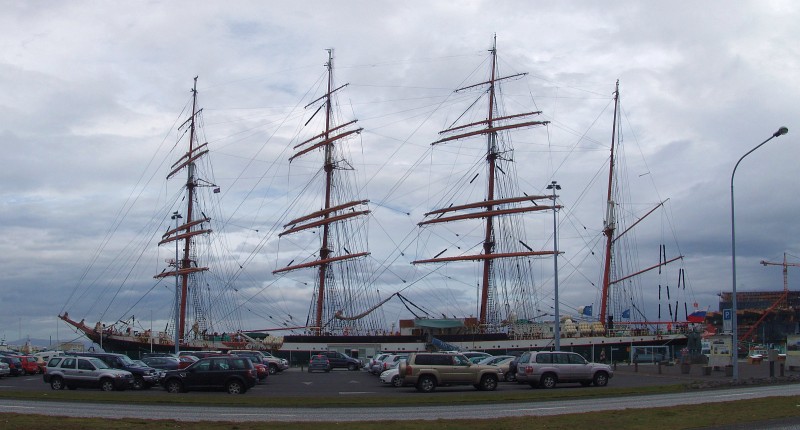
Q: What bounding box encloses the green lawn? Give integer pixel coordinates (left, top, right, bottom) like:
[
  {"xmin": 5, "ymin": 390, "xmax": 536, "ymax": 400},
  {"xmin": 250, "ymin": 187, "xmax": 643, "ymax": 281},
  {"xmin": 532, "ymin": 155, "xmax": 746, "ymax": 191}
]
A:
[{"xmin": 1, "ymin": 381, "xmax": 798, "ymax": 429}]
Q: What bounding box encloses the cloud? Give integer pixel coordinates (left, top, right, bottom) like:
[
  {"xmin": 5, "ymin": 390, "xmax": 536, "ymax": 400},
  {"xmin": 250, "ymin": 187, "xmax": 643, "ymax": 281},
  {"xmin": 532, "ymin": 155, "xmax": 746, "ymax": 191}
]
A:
[{"xmin": 2, "ymin": 1, "xmax": 800, "ymax": 342}]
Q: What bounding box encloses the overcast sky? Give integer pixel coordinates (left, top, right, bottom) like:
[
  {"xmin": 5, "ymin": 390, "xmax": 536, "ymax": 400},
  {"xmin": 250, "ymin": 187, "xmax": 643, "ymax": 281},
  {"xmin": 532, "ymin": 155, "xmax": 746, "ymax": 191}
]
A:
[{"xmin": 2, "ymin": 1, "xmax": 800, "ymax": 344}]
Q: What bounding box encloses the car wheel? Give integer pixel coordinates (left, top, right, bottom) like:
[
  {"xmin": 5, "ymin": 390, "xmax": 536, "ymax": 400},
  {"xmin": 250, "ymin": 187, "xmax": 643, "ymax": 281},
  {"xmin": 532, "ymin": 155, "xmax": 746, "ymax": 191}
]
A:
[
  {"xmin": 479, "ymin": 374, "xmax": 498, "ymax": 391},
  {"xmin": 593, "ymin": 371, "xmax": 609, "ymax": 387},
  {"xmin": 540, "ymin": 373, "xmax": 557, "ymax": 389},
  {"xmin": 226, "ymin": 380, "xmax": 244, "ymax": 394},
  {"xmin": 100, "ymin": 378, "xmax": 115, "ymax": 392},
  {"xmin": 391, "ymin": 375, "xmax": 403, "ymax": 388},
  {"xmin": 416, "ymin": 375, "xmax": 436, "ymax": 393},
  {"xmin": 504, "ymin": 371, "xmax": 516, "ymax": 382},
  {"xmin": 348, "ymin": 363, "xmax": 358, "ymax": 371},
  {"xmin": 50, "ymin": 376, "xmax": 64, "ymax": 390},
  {"xmin": 132, "ymin": 376, "xmax": 145, "ymax": 390},
  {"xmin": 269, "ymin": 364, "xmax": 278, "ymax": 375},
  {"xmin": 166, "ymin": 379, "xmax": 183, "ymax": 394}
]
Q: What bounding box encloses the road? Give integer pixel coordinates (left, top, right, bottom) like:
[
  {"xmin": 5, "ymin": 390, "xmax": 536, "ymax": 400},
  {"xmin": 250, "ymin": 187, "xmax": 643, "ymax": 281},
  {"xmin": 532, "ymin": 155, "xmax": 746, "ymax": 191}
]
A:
[{"xmin": 2, "ymin": 383, "xmax": 799, "ymax": 422}]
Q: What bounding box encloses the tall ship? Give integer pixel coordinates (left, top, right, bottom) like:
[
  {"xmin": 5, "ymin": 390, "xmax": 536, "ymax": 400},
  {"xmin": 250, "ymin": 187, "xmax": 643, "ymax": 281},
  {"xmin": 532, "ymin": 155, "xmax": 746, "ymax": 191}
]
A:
[
  {"xmin": 60, "ymin": 77, "xmax": 281, "ymax": 353},
  {"xmin": 59, "ymin": 41, "xmax": 697, "ymax": 360},
  {"xmin": 276, "ymin": 40, "xmax": 693, "ymax": 359}
]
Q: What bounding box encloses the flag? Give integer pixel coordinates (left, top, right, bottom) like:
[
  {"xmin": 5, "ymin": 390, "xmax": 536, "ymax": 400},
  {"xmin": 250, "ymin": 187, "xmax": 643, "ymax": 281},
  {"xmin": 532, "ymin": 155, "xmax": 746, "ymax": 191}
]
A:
[
  {"xmin": 687, "ymin": 310, "xmax": 706, "ymax": 323},
  {"xmin": 578, "ymin": 305, "xmax": 593, "ymax": 316},
  {"xmin": 621, "ymin": 309, "xmax": 631, "ymax": 319}
]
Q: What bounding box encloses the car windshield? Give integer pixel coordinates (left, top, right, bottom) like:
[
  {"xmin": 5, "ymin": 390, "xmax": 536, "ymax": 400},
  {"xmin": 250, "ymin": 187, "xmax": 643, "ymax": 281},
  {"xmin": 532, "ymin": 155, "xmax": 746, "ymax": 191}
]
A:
[{"xmin": 117, "ymin": 355, "xmax": 135, "ymax": 365}]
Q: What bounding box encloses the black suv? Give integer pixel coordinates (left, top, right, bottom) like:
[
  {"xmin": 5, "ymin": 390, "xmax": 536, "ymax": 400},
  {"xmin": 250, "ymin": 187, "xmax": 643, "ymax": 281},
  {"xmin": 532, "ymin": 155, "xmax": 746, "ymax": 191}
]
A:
[
  {"xmin": 320, "ymin": 351, "xmax": 361, "ymax": 371},
  {"xmin": 69, "ymin": 352, "xmax": 160, "ymax": 390},
  {"xmin": 162, "ymin": 356, "xmax": 257, "ymax": 394}
]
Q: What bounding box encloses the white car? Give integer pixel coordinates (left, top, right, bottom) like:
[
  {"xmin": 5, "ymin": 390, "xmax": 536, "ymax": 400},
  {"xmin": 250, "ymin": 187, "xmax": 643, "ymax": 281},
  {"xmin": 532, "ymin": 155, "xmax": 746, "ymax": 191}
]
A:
[
  {"xmin": 0, "ymin": 361, "xmax": 10, "ymax": 378},
  {"xmin": 379, "ymin": 367, "xmax": 404, "ymax": 387}
]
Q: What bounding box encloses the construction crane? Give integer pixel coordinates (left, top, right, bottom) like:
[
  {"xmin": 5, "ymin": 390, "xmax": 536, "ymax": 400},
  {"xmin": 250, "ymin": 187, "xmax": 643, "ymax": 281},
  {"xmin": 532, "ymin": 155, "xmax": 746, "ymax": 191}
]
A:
[
  {"xmin": 760, "ymin": 252, "xmax": 800, "ymax": 294},
  {"xmin": 738, "ymin": 253, "xmax": 800, "ymax": 344}
]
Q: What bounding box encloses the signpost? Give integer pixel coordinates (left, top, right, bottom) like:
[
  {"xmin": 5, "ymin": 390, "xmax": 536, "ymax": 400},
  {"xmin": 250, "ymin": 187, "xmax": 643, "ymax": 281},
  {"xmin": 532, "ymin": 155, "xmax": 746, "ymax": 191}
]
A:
[{"xmin": 723, "ymin": 308, "xmax": 732, "ymax": 333}]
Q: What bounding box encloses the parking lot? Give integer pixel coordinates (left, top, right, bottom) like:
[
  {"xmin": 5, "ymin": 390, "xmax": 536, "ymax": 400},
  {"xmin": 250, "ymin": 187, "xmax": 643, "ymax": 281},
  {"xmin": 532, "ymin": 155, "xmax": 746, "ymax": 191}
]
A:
[{"xmin": 4, "ymin": 361, "xmax": 786, "ymax": 398}]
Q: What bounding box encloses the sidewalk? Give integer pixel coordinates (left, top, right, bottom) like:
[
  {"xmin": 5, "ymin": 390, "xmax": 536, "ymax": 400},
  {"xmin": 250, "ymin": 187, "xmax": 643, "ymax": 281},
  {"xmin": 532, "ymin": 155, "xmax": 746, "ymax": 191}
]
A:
[{"xmin": 612, "ymin": 359, "xmax": 800, "ymax": 386}]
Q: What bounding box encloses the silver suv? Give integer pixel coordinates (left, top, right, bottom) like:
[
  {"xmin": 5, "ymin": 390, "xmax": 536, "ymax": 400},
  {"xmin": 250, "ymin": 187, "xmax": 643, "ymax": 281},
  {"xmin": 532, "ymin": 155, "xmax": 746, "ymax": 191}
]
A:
[
  {"xmin": 515, "ymin": 351, "xmax": 612, "ymax": 388},
  {"xmin": 44, "ymin": 356, "xmax": 133, "ymax": 391},
  {"xmin": 229, "ymin": 350, "xmax": 289, "ymax": 375}
]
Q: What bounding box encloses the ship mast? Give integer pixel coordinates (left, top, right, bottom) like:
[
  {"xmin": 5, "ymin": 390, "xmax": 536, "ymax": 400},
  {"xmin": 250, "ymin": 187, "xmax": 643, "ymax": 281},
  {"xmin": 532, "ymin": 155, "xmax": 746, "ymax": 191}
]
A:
[
  {"xmin": 413, "ymin": 37, "xmax": 554, "ymax": 329},
  {"xmin": 273, "ymin": 50, "xmax": 370, "ymax": 335},
  {"xmin": 599, "ymin": 80, "xmax": 620, "ymax": 329},
  {"xmin": 155, "ymin": 76, "xmax": 210, "ymax": 347},
  {"xmin": 598, "ymin": 81, "xmax": 682, "ymax": 328}
]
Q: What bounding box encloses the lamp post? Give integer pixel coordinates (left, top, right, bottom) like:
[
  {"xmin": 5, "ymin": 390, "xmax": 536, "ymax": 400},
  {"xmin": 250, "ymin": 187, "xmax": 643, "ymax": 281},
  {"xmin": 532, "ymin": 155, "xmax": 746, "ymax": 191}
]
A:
[
  {"xmin": 730, "ymin": 126, "xmax": 788, "ymax": 381},
  {"xmin": 547, "ymin": 181, "xmax": 561, "ymax": 350},
  {"xmin": 171, "ymin": 211, "xmax": 183, "ymax": 354}
]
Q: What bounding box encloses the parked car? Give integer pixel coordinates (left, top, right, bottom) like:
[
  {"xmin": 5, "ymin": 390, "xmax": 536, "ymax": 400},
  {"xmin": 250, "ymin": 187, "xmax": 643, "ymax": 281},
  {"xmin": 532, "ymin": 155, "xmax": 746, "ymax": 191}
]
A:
[
  {"xmin": 142, "ymin": 352, "xmax": 176, "ymax": 358},
  {"xmin": 161, "ymin": 356, "xmax": 257, "ymax": 394},
  {"xmin": 178, "ymin": 355, "xmax": 199, "ymax": 369},
  {"xmin": 141, "ymin": 356, "xmax": 181, "ymax": 371},
  {"xmin": 17, "ymin": 355, "xmax": 40, "ymax": 375},
  {"xmin": 251, "ymin": 360, "xmax": 269, "ymax": 382},
  {"xmin": 260, "ymin": 351, "xmax": 290, "ymax": 373},
  {"xmin": 460, "ymin": 351, "xmax": 492, "ymax": 362},
  {"xmin": 477, "ymin": 355, "xmax": 516, "ymax": 381},
  {"xmin": 229, "ymin": 350, "xmax": 288, "ymax": 375},
  {"xmin": 369, "ymin": 353, "xmax": 391, "ymax": 375},
  {"xmin": 179, "ymin": 350, "xmax": 225, "ymax": 359},
  {"xmin": 308, "ymin": 354, "xmax": 331, "ymax": 373},
  {"xmin": 376, "ymin": 354, "xmax": 407, "ymax": 374},
  {"xmin": 0, "ymin": 361, "xmax": 10, "ymax": 378},
  {"xmin": 515, "ymin": 351, "xmax": 613, "ymax": 389},
  {"xmin": 33, "ymin": 351, "xmax": 63, "ymax": 373},
  {"xmin": 0, "ymin": 356, "xmax": 23, "ymax": 376},
  {"xmin": 379, "ymin": 359, "xmax": 407, "ymax": 387},
  {"xmin": 68, "ymin": 352, "xmax": 161, "ymax": 390},
  {"xmin": 43, "ymin": 356, "xmax": 133, "ymax": 391},
  {"xmin": 319, "ymin": 350, "xmax": 361, "ymax": 370},
  {"xmin": 398, "ymin": 352, "xmax": 502, "ymax": 393}
]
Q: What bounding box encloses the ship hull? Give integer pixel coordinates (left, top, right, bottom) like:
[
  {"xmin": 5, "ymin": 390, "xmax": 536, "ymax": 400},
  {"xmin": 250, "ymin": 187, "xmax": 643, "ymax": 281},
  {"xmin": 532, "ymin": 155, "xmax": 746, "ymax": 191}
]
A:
[{"xmin": 277, "ymin": 332, "xmax": 687, "ymax": 364}]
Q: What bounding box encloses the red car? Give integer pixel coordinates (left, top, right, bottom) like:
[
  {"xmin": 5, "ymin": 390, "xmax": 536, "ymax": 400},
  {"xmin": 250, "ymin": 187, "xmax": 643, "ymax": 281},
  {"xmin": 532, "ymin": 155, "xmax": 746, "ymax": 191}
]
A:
[
  {"xmin": 18, "ymin": 356, "xmax": 39, "ymax": 375},
  {"xmin": 253, "ymin": 362, "xmax": 268, "ymax": 382},
  {"xmin": 178, "ymin": 355, "xmax": 198, "ymax": 369}
]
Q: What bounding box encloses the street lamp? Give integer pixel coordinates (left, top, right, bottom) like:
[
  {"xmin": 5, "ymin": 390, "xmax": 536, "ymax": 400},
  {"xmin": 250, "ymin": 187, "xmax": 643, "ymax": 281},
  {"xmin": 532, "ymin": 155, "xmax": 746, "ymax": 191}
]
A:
[
  {"xmin": 547, "ymin": 181, "xmax": 561, "ymax": 350},
  {"xmin": 171, "ymin": 211, "xmax": 183, "ymax": 354},
  {"xmin": 730, "ymin": 126, "xmax": 788, "ymax": 381}
]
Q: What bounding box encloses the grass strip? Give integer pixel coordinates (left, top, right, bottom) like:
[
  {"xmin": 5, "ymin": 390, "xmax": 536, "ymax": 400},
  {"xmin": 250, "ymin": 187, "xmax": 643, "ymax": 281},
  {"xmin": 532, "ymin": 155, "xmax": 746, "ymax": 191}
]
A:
[{"xmin": 1, "ymin": 396, "xmax": 799, "ymax": 429}]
